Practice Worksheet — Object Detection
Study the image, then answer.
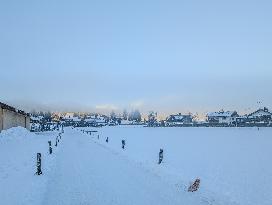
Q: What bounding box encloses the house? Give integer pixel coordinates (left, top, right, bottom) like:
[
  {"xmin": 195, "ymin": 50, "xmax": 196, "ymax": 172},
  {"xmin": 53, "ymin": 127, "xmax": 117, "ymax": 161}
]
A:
[
  {"xmin": 30, "ymin": 116, "xmax": 43, "ymax": 132},
  {"xmin": 84, "ymin": 114, "xmax": 108, "ymax": 127},
  {"xmin": 61, "ymin": 115, "xmax": 82, "ymax": 126},
  {"xmin": 0, "ymin": 102, "xmax": 30, "ymax": 132},
  {"xmin": 235, "ymin": 116, "xmax": 248, "ymax": 125},
  {"xmin": 165, "ymin": 113, "xmax": 193, "ymax": 126},
  {"xmin": 207, "ymin": 110, "xmax": 239, "ymax": 125},
  {"xmin": 247, "ymin": 107, "xmax": 272, "ymax": 123},
  {"xmin": 30, "ymin": 115, "xmax": 44, "ymax": 123}
]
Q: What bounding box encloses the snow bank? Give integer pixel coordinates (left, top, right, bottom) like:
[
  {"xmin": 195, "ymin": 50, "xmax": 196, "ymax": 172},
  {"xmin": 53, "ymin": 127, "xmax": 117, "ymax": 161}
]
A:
[{"xmin": 0, "ymin": 126, "xmax": 32, "ymax": 139}]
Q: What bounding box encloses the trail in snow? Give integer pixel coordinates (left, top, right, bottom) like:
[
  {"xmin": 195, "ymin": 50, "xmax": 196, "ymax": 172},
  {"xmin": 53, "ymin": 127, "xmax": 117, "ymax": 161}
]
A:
[{"xmin": 42, "ymin": 128, "xmax": 205, "ymax": 205}]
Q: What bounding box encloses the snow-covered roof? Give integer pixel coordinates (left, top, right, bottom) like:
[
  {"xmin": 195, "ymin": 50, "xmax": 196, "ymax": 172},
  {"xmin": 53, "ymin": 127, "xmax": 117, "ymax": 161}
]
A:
[
  {"xmin": 63, "ymin": 116, "xmax": 81, "ymax": 122},
  {"xmin": 0, "ymin": 102, "xmax": 29, "ymax": 116},
  {"xmin": 84, "ymin": 116, "xmax": 107, "ymax": 123},
  {"xmin": 248, "ymin": 108, "xmax": 272, "ymax": 118},
  {"xmin": 170, "ymin": 115, "xmax": 191, "ymax": 120},
  {"xmin": 166, "ymin": 114, "xmax": 192, "ymax": 122},
  {"xmin": 172, "ymin": 115, "xmax": 184, "ymax": 120},
  {"xmin": 30, "ymin": 116, "xmax": 44, "ymax": 121},
  {"xmin": 207, "ymin": 111, "xmax": 237, "ymax": 117}
]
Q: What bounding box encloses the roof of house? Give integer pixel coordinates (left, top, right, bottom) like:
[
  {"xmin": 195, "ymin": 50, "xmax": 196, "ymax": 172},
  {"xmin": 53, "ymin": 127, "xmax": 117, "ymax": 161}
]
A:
[
  {"xmin": 0, "ymin": 102, "xmax": 29, "ymax": 116},
  {"xmin": 85, "ymin": 117, "xmax": 107, "ymax": 123},
  {"xmin": 248, "ymin": 107, "xmax": 272, "ymax": 117},
  {"xmin": 30, "ymin": 116, "xmax": 44, "ymax": 121},
  {"xmin": 167, "ymin": 114, "xmax": 192, "ymax": 121},
  {"xmin": 62, "ymin": 116, "xmax": 82, "ymax": 122},
  {"xmin": 207, "ymin": 111, "xmax": 238, "ymax": 118}
]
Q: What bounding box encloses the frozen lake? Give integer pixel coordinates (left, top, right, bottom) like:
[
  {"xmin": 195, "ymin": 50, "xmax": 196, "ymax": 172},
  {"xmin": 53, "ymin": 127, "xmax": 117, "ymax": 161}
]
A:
[{"xmin": 83, "ymin": 126, "xmax": 272, "ymax": 205}]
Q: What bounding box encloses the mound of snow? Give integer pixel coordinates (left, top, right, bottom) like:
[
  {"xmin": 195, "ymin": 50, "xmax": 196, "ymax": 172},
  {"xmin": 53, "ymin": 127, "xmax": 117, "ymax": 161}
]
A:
[{"xmin": 0, "ymin": 126, "xmax": 34, "ymax": 141}]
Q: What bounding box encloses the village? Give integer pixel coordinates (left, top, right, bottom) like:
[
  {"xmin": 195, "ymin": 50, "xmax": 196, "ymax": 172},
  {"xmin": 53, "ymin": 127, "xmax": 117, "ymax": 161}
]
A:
[
  {"xmin": 1, "ymin": 101, "xmax": 272, "ymax": 133},
  {"xmin": 29, "ymin": 107, "xmax": 272, "ymax": 132}
]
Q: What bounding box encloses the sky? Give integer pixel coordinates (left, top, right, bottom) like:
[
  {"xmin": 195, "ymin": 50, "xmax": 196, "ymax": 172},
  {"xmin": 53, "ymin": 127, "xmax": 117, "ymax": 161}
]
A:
[{"xmin": 0, "ymin": 0, "xmax": 271, "ymax": 116}]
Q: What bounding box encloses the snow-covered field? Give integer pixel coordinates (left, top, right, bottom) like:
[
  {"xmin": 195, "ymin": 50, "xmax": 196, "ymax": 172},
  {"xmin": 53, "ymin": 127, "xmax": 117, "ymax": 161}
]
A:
[
  {"xmin": 1, "ymin": 126, "xmax": 271, "ymax": 205},
  {"xmin": 83, "ymin": 126, "xmax": 272, "ymax": 205}
]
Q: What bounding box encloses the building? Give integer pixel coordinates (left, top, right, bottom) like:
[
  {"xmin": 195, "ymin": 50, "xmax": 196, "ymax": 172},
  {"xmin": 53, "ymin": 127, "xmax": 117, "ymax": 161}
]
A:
[
  {"xmin": 235, "ymin": 116, "xmax": 248, "ymax": 125},
  {"xmin": 247, "ymin": 107, "xmax": 272, "ymax": 123},
  {"xmin": 84, "ymin": 114, "xmax": 108, "ymax": 127},
  {"xmin": 207, "ymin": 110, "xmax": 239, "ymax": 125},
  {"xmin": 0, "ymin": 102, "xmax": 30, "ymax": 132},
  {"xmin": 30, "ymin": 116, "xmax": 43, "ymax": 132},
  {"xmin": 165, "ymin": 113, "xmax": 193, "ymax": 126},
  {"xmin": 61, "ymin": 115, "xmax": 82, "ymax": 127}
]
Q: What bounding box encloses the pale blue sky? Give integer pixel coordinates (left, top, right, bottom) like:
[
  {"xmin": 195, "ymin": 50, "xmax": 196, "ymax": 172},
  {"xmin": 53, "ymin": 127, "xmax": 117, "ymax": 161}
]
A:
[{"xmin": 0, "ymin": 0, "xmax": 271, "ymax": 115}]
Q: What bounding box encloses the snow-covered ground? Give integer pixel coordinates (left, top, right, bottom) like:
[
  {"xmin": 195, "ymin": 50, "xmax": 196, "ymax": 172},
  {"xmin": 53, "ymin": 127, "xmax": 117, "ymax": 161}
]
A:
[
  {"xmin": 1, "ymin": 126, "xmax": 271, "ymax": 205},
  {"xmin": 0, "ymin": 127, "xmax": 61, "ymax": 205},
  {"xmin": 42, "ymin": 128, "xmax": 204, "ymax": 205},
  {"xmin": 82, "ymin": 126, "xmax": 272, "ymax": 205}
]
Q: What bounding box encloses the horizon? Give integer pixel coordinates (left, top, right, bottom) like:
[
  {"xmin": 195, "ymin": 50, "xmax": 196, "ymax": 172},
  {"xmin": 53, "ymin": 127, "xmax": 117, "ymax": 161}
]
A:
[{"xmin": 1, "ymin": 0, "xmax": 271, "ymax": 116}]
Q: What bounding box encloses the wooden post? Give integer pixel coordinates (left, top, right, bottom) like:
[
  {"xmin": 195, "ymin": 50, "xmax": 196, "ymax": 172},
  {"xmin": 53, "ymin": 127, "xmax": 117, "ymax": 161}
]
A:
[
  {"xmin": 55, "ymin": 137, "xmax": 58, "ymax": 147},
  {"xmin": 97, "ymin": 135, "xmax": 99, "ymax": 140},
  {"xmin": 158, "ymin": 149, "xmax": 163, "ymax": 164},
  {"xmin": 106, "ymin": 137, "xmax": 108, "ymax": 143},
  {"xmin": 48, "ymin": 141, "xmax": 52, "ymax": 154},
  {"xmin": 36, "ymin": 153, "xmax": 42, "ymax": 175},
  {"xmin": 122, "ymin": 140, "xmax": 125, "ymax": 149}
]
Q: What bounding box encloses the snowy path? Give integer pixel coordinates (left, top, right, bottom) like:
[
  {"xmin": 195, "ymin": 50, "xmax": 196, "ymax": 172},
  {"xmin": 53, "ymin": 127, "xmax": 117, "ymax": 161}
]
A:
[{"xmin": 42, "ymin": 128, "xmax": 204, "ymax": 205}]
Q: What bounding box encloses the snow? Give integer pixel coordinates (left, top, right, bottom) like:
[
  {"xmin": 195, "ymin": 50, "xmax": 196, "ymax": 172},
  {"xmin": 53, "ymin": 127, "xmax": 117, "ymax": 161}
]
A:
[
  {"xmin": 84, "ymin": 116, "xmax": 108, "ymax": 126},
  {"xmin": 207, "ymin": 111, "xmax": 236, "ymax": 117},
  {"xmin": 169, "ymin": 115, "xmax": 185, "ymax": 120},
  {"xmin": 0, "ymin": 127, "xmax": 60, "ymax": 205},
  {"xmin": 85, "ymin": 118, "xmax": 106, "ymax": 123},
  {"xmin": 30, "ymin": 116, "xmax": 44, "ymax": 122},
  {"xmin": 248, "ymin": 110, "xmax": 272, "ymax": 118},
  {"xmin": 120, "ymin": 119, "xmax": 131, "ymax": 124},
  {"xmin": 63, "ymin": 116, "xmax": 81, "ymax": 121},
  {"xmin": 42, "ymin": 129, "xmax": 204, "ymax": 205},
  {"xmin": 82, "ymin": 126, "xmax": 272, "ymax": 205},
  {"xmin": 1, "ymin": 126, "xmax": 272, "ymax": 205}
]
